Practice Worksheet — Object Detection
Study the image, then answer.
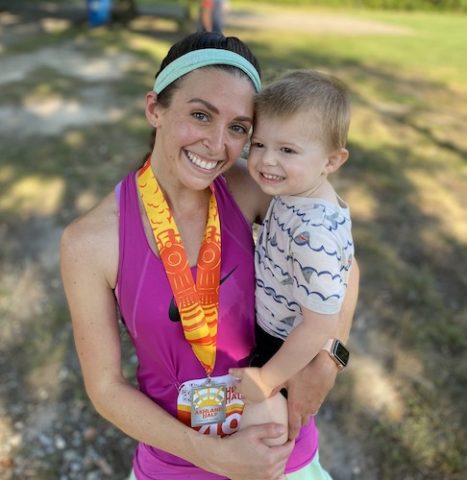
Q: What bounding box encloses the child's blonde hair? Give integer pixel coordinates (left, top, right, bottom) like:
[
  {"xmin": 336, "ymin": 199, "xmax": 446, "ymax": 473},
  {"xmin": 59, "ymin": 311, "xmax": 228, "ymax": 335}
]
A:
[{"xmin": 254, "ymin": 70, "xmax": 351, "ymax": 151}]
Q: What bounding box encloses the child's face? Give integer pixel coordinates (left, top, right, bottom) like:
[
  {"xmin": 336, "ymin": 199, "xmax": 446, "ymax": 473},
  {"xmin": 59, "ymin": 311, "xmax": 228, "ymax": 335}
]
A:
[{"xmin": 248, "ymin": 111, "xmax": 332, "ymax": 197}]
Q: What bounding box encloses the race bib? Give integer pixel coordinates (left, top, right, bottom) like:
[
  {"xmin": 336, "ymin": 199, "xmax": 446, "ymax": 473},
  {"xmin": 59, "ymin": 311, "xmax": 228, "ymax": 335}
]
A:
[{"xmin": 177, "ymin": 374, "xmax": 244, "ymax": 437}]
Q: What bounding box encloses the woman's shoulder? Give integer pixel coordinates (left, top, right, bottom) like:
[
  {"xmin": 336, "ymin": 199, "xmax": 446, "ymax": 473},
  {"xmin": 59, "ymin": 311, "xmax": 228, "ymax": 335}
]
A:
[
  {"xmin": 61, "ymin": 192, "xmax": 119, "ymax": 287},
  {"xmin": 62, "ymin": 192, "xmax": 118, "ymax": 244},
  {"xmin": 224, "ymin": 159, "xmax": 271, "ymax": 225}
]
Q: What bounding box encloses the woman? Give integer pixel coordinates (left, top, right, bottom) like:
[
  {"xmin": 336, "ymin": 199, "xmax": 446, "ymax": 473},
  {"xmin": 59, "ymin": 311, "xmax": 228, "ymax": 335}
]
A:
[{"xmin": 61, "ymin": 32, "xmax": 359, "ymax": 480}]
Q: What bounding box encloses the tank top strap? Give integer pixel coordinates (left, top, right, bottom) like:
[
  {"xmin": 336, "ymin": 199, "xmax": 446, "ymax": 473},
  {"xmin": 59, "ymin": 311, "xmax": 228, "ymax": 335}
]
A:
[{"xmin": 116, "ymin": 171, "xmax": 147, "ymax": 302}]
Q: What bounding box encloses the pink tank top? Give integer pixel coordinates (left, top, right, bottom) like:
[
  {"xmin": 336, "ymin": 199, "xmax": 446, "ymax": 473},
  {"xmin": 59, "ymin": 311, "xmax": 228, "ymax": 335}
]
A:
[{"xmin": 116, "ymin": 171, "xmax": 317, "ymax": 479}]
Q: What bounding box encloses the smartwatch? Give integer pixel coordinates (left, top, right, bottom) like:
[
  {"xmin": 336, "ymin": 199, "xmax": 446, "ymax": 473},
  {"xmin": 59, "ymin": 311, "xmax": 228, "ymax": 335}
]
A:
[{"xmin": 321, "ymin": 339, "xmax": 349, "ymax": 370}]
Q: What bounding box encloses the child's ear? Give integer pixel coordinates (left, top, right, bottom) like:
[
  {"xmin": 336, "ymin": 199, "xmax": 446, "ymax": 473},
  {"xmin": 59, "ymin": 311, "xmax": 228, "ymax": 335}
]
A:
[
  {"xmin": 324, "ymin": 148, "xmax": 349, "ymax": 174},
  {"xmin": 145, "ymin": 91, "xmax": 163, "ymax": 128}
]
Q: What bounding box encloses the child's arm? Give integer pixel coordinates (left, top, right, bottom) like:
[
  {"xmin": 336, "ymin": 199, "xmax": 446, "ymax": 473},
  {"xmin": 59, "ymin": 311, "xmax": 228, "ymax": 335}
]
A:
[
  {"xmin": 261, "ymin": 308, "xmax": 339, "ymax": 392},
  {"xmin": 230, "ymin": 309, "xmax": 339, "ymax": 402}
]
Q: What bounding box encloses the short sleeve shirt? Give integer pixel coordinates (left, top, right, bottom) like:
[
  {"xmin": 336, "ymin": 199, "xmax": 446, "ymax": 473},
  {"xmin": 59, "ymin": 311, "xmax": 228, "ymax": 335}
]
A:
[{"xmin": 255, "ymin": 195, "xmax": 354, "ymax": 341}]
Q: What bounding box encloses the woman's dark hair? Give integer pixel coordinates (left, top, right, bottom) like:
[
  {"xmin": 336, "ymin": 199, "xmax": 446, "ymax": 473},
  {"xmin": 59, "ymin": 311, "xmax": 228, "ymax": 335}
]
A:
[
  {"xmin": 141, "ymin": 32, "xmax": 260, "ymax": 164},
  {"xmin": 155, "ymin": 32, "xmax": 261, "ymax": 107}
]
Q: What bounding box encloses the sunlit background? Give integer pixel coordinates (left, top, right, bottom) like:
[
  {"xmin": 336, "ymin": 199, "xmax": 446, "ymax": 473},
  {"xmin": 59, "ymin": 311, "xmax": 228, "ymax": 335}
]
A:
[{"xmin": 0, "ymin": 1, "xmax": 466, "ymax": 479}]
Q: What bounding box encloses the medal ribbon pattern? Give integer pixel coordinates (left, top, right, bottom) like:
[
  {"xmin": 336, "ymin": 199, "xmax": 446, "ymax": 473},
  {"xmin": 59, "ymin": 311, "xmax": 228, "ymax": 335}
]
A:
[{"xmin": 137, "ymin": 159, "xmax": 221, "ymax": 376}]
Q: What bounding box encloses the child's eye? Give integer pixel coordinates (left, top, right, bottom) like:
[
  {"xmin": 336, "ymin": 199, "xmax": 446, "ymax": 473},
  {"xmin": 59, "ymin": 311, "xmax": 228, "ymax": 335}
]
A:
[
  {"xmin": 251, "ymin": 141, "xmax": 264, "ymax": 149},
  {"xmin": 281, "ymin": 147, "xmax": 296, "ymax": 154},
  {"xmin": 192, "ymin": 111, "xmax": 209, "ymax": 122}
]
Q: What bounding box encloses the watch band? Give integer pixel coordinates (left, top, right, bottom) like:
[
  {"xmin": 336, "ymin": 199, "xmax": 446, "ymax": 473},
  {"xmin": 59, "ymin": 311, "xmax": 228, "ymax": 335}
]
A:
[{"xmin": 321, "ymin": 338, "xmax": 349, "ymax": 370}]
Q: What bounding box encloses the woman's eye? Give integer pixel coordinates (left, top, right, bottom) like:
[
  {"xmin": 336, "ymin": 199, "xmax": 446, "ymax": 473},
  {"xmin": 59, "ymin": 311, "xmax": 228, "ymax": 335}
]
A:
[
  {"xmin": 192, "ymin": 111, "xmax": 209, "ymax": 122},
  {"xmin": 230, "ymin": 124, "xmax": 248, "ymax": 135}
]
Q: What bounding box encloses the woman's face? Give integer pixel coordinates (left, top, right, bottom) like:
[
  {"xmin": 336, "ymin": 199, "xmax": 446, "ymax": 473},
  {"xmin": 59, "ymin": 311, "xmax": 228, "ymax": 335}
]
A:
[{"xmin": 150, "ymin": 67, "xmax": 255, "ymax": 191}]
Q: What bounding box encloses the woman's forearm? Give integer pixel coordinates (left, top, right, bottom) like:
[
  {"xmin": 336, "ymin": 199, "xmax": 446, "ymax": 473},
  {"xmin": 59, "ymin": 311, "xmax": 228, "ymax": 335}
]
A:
[
  {"xmin": 88, "ymin": 377, "xmax": 217, "ymax": 471},
  {"xmin": 337, "ymin": 259, "xmax": 360, "ymax": 342}
]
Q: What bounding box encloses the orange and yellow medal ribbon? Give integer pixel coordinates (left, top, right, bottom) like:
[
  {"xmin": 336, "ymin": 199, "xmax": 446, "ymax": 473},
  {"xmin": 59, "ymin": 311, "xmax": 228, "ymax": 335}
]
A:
[{"xmin": 137, "ymin": 159, "xmax": 221, "ymax": 376}]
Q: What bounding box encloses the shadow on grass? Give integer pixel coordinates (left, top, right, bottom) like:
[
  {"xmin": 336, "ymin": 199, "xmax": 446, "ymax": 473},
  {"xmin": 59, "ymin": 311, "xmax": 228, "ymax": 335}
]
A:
[{"xmin": 0, "ymin": 9, "xmax": 466, "ymax": 480}]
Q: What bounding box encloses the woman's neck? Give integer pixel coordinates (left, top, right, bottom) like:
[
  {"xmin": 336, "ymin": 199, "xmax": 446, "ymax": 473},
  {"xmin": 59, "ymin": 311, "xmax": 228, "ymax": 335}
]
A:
[
  {"xmin": 139, "ymin": 153, "xmax": 212, "ymax": 266},
  {"xmin": 149, "ymin": 154, "xmax": 210, "ymax": 215}
]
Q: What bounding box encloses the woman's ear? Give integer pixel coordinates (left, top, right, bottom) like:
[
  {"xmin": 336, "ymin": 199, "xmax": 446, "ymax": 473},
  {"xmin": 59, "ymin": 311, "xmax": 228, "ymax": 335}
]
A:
[
  {"xmin": 324, "ymin": 147, "xmax": 349, "ymax": 174},
  {"xmin": 145, "ymin": 91, "xmax": 162, "ymax": 128}
]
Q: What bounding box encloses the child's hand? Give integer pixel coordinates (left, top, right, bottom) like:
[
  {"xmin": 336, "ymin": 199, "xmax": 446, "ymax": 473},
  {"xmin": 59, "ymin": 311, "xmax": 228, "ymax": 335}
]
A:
[{"xmin": 229, "ymin": 367, "xmax": 274, "ymax": 403}]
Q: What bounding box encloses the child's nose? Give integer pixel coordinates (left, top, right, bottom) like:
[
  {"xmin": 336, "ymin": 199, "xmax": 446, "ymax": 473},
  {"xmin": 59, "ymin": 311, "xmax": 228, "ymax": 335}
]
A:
[{"xmin": 262, "ymin": 150, "xmax": 278, "ymax": 166}]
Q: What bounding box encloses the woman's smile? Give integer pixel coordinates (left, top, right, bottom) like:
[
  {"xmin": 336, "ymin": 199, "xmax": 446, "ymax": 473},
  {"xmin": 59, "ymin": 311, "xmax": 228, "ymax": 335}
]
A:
[{"xmin": 185, "ymin": 150, "xmax": 221, "ymax": 172}]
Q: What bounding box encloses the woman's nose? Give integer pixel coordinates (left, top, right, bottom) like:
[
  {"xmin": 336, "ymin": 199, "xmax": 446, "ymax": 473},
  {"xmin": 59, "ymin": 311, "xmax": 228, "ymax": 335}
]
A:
[{"xmin": 202, "ymin": 125, "xmax": 226, "ymax": 154}]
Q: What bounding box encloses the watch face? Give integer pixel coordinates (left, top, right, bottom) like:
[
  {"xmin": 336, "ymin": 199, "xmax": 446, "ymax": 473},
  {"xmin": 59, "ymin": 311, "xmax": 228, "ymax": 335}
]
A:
[{"xmin": 334, "ymin": 342, "xmax": 349, "ymax": 366}]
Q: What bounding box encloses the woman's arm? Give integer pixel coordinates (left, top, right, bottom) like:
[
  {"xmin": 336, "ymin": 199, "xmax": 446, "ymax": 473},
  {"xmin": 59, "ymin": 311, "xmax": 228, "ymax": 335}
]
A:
[
  {"xmin": 60, "ymin": 195, "xmax": 293, "ymax": 480},
  {"xmin": 286, "ymin": 259, "xmax": 360, "ymax": 440}
]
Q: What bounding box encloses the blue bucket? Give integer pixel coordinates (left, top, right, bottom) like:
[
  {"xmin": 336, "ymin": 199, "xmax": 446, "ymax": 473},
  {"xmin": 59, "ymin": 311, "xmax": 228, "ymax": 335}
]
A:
[{"xmin": 87, "ymin": 0, "xmax": 112, "ymax": 27}]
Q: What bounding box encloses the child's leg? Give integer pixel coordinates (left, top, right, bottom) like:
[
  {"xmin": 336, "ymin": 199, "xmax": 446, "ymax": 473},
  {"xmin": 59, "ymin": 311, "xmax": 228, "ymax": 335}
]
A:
[{"xmin": 239, "ymin": 392, "xmax": 288, "ymax": 446}]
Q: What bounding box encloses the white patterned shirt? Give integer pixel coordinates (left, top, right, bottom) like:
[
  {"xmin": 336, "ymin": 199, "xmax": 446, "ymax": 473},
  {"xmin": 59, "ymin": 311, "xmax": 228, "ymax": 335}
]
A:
[{"xmin": 255, "ymin": 195, "xmax": 354, "ymax": 341}]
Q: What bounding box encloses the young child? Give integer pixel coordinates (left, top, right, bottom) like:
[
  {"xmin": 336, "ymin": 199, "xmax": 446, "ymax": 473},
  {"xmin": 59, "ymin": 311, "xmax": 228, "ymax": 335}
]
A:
[{"xmin": 230, "ymin": 70, "xmax": 354, "ymax": 446}]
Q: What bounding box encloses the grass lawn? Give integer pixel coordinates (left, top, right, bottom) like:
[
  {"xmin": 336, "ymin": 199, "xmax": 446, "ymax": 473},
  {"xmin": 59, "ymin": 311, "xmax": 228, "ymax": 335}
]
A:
[{"xmin": 0, "ymin": 2, "xmax": 466, "ymax": 479}]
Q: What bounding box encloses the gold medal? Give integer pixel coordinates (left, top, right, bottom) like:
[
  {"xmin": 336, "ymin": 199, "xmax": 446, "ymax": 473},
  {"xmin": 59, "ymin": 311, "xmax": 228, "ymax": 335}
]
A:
[{"xmin": 190, "ymin": 379, "xmax": 227, "ymax": 427}]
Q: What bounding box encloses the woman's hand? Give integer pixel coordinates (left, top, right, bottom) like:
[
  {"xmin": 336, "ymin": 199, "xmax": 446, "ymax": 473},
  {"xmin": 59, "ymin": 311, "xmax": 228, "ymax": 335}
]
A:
[
  {"xmin": 203, "ymin": 423, "xmax": 294, "ymax": 480},
  {"xmin": 229, "ymin": 367, "xmax": 274, "ymax": 403},
  {"xmin": 286, "ymin": 351, "xmax": 338, "ymax": 440}
]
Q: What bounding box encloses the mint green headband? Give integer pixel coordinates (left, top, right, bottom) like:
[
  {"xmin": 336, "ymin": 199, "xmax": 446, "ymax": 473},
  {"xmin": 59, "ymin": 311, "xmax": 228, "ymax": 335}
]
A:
[{"xmin": 154, "ymin": 48, "xmax": 261, "ymax": 94}]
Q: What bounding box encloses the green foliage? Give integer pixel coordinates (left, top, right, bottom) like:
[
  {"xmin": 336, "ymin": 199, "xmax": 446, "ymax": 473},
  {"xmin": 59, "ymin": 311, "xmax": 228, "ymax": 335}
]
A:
[{"xmin": 248, "ymin": 0, "xmax": 467, "ymax": 12}]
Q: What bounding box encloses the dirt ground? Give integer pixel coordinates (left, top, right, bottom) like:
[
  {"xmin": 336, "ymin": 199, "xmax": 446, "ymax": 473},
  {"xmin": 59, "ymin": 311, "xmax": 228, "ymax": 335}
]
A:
[{"xmin": 0, "ymin": 3, "xmax": 465, "ymax": 480}]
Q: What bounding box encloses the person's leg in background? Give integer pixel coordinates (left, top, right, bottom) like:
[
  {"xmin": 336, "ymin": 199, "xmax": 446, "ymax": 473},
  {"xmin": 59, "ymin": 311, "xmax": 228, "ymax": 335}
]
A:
[{"xmin": 211, "ymin": 0, "xmax": 225, "ymax": 33}]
